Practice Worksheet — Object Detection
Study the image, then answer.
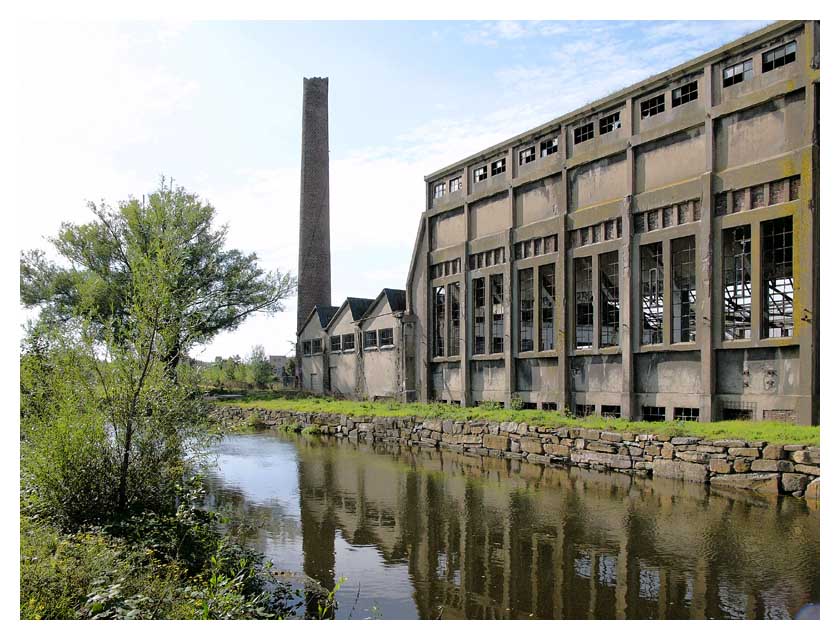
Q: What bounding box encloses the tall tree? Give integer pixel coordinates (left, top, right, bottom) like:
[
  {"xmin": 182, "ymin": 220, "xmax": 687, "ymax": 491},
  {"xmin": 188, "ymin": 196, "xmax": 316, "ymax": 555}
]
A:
[{"xmin": 21, "ymin": 178, "xmax": 296, "ymax": 368}]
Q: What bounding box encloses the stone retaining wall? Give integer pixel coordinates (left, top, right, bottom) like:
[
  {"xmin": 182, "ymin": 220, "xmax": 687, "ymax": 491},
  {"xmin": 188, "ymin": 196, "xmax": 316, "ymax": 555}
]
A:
[{"xmin": 215, "ymin": 406, "xmax": 820, "ymax": 499}]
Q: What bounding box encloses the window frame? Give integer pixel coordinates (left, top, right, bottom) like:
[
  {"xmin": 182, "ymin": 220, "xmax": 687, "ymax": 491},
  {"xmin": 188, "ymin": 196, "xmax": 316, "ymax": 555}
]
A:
[
  {"xmin": 599, "ymin": 112, "xmax": 621, "ymax": 135},
  {"xmin": 573, "ymin": 122, "xmax": 594, "ymax": 145},
  {"xmin": 640, "ymin": 94, "xmax": 665, "ymax": 119},
  {"xmin": 364, "ymin": 329, "xmax": 378, "ymax": 351},
  {"xmin": 433, "ymin": 182, "xmax": 445, "ymax": 199},
  {"xmin": 473, "ymin": 165, "xmax": 488, "ymax": 183},
  {"xmin": 378, "ymin": 327, "xmax": 394, "ymax": 348},
  {"xmin": 722, "ymin": 58, "xmax": 753, "ymax": 87},
  {"xmin": 762, "ymin": 41, "xmax": 796, "ymax": 73},
  {"xmin": 540, "ymin": 137, "xmax": 558, "ymax": 157},
  {"xmin": 671, "ymin": 80, "xmax": 698, "ymax": 107},
  {"xmin": 519, "ymin": 146, "xmax": 536, "ymax": 166},
  {"xmin": 490, "ymin": 158, "xmax": 506, "ymax": 176}
]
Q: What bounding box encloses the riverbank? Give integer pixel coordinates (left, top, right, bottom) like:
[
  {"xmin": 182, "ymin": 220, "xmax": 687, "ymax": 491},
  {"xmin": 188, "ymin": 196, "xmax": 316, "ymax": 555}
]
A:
[
  {"xmin": 214, "ymin": 404, "xmax": 820, "ymax": 500},
  {"xmin": 19, "ymin": 491, "xmax": 335, "ymax": 620},
  {"xmin": 218, "ymin": 395, "xmax": 820, "ymax": 445}
]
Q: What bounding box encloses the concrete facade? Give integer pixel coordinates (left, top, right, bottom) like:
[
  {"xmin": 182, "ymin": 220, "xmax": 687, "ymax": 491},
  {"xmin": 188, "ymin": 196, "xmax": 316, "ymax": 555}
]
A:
[{"xmin": 405, "ymin": 20, "xmax": 819, "ymax": 424}]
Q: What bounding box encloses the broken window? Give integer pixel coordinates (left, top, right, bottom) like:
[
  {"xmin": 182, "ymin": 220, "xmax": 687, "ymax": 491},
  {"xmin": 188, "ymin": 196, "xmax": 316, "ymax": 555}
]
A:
[
  {"xmin": 675, "ymin": 407, "xmax": 699, "ymax": 421},
  {"xmin": 723, "ymin": 225, "xmax": 752, "ymax": 340},
  {"xmin": 599, "ymin": 112, "xmax": 621, "ymax": 134},
  {"xmin": 302, "ymin": 340, "xmax": 312, "ymax": 356},
  {"xmin": 495, "ymin": 247, "xmax": 505, "ymax": 264},
  {"xmin": 544, "ymin": 235, "xmax": 557, "ymax": 253},
  {"xmin": 762, "ymin": 216, "xmax": 794, "ymax": 338},
  {"xmin": 790, "ymin": 175, "xmax": 800, "ymax": 201},
  {"xmin": 640, "ymin": 242, "xmax": 664, "ymax": 345},
  {"xmin": 671, "ymin": 80, "xmax": 698, "ymax": 107},
  {"xmin": 533, "ymin": 236, "xmax": 543, "ymax": 256},
  {"xmin": 762, "ymin": 41, "xmax": 796, "ymax": 73},
  {"xmin": 540, "ymin": 137, "xmax": 558, "ymax": 157},
  {"xmin": 574, "ymin": 256, "xmax": 593, "ymax": 349},
  {"xmin": 449, "ymin": 175, "xmax": 462, "ymax": 193},
  {"xmin": 542, "ymin": 402, "xmax": 558, "ymax": 411},
  {"xmin": 634, "ymin": 213, "xmax": 646, "ymax": 234},
  {"xmin": 732, "ymin": 189, "xmax": 745, "ymax": 212},
  {"xmin": 575, "ymin": 404, "xmax": 595, "ymax": 418},
  {"xmin": 671, "ymin": 236, "xmax": 697, "ymax": 343},
  {"xmin": 311, "ymin": 338, "xmax": 322, "ymax": 354},
  {"xmin": 539, "ymin": 264, "xmax": 555, "ymax": 351},
  {"xmin": 330, "ymin": 335, "xmax": 341, "ymax": 352},
  {"xmin": 642, "ymin": 406, "xmax": 666, "ymax": 422},
  {"xmin": 490, "ymin": 274, "xmax": 505, "ymax": 354},
  {"xmin": 378, "ymin": 327, "xmax": 394, "ymax": 347},
  {"xmin": 605, "ymin": 220, "xmax": 614, "ymax": 240},
  {"xmin": 491, "ymin": 158, "xmax": 506, "ymax": 176},
  {"xmin": 723, "ymin": 59, "xmax": 753, "ymax": 87},
  {"xmin": 678, "ymin": 202, "xmax": 690, "ymax": 225},
  {"xmin": 647, "ymin": 210, "xmax": 659, "ymax": 231},
  {"xmin": 518, "ymin": 268, "xmax": 534, "ymax": 352},
  {"xmin": 750, "ymin": 185, "xmax": 765, "ymax": 209},
  {"xmin": 519, "ymin": 146, "xmax": 536, "ymax": 165},
  {"xmin": 473, "ymin": 165, "xmax": 487, "ymax": 183},
  {"xmin": 432, "ymin": 286, "xmax": 445, "ymax": 357},
  {"xmin": 592, "ymin": 225, "xmax": 601, "ymax": 243},
  {"xmin": 448, "ymin": 282, "xmax": 460, "ymax": 355},
  {"xmin": 342, "ymin": 333, "xmax": 355, "ymax": 351},
  {"xmin": 600, "ymin": 251, "xmax": 620, "ymax": 347},
  {"xmin": 580, "ymin": 227, "xmax": 590, "ymax": 245},
  {"xmin": 663, "ymin": 206, "xmax": 673, "ymax": 228},
  {"xmin": 473, "ymin": 278, "xmax": 486, "ymax": 355},
  {"xmin": 364, "ymin": 330, "xmax": 377, "ymax": 350},
  {"xmin": 769, "ymin": 179, "xmax": 786, "ymax": 205},
  {"xmin": 715, "ymin": 193, "xmax": 728, "ymax": 216},
  {"xmin": 574, "ymin": 122, "xmax": 594, "ymax": 145},
  {"xmin": 601, "ymin": 405, "xmax": 621, "ymax": 418},
  {"xmin": 433, "ymin": 183, "xmax": 445, "ymax": 199},
  {"xmin": 640, "ymin": 94, "xmax": 665, "ymax": 119}
]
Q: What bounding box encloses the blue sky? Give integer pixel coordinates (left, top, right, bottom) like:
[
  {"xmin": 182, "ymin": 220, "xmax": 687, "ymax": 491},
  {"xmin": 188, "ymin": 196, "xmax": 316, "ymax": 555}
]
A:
[{"xmin": 15, "ymin": 20, "xmax": 771, "ymax": 360}]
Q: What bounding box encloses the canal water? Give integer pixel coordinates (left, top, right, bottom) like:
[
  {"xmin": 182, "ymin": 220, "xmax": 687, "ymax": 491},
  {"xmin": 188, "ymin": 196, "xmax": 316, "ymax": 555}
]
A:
[{"xmin": 203, "ymin": 431, "xmax": 819, "ymax": 620}]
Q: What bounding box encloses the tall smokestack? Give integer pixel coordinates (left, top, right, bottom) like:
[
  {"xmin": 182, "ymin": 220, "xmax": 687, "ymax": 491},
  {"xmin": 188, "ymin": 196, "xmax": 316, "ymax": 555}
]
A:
[{"xmin": 297, "ymin": 77, "xmax": 331, "ymax": 334}]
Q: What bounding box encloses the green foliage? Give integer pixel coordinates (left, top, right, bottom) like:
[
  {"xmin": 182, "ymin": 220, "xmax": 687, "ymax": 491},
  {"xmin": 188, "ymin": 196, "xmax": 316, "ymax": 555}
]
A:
[
  {"xmin": 20, "ymin": 178, "xmax": 296, "ymax": 369},
  {"xmin": 300, "ymin": 426, "xmax": 320, "ymax": 436},
  {"xmin": 248, "ymin": 345, "xmax": 275, "ymax": 389},
  {"xmin": 225, "ymin": 396, "xmax": 820, "ymax": 446},
  {"xmin": 20, "ymin": 485, "xmax": 307, "ymax": 620},
  {"xmin": 21, "ymin": 318, "xmax": 216, "ymax": 527},
  {"xmin": 199, "ymin": 347, "xmax": 279, "ymax": 392}
]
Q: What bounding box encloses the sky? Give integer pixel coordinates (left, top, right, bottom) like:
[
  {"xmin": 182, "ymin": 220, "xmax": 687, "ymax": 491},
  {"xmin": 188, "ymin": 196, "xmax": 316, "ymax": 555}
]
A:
[{"xmin": 14, "ymin": 19, "xmax": 772, "ymax": 361}]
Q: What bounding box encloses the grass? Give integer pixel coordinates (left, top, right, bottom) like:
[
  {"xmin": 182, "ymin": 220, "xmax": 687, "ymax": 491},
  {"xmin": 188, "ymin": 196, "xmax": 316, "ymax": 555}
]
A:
[{"xmin": 218, "ymin": 393, "xmax": 820, "ymax": 446}]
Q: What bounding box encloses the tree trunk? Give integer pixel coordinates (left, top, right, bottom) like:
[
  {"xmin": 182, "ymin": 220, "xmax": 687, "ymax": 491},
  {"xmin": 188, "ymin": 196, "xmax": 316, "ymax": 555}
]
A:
[{"xmin": 117, "ymin": 422, "xmax": 133, "ymax": 513}]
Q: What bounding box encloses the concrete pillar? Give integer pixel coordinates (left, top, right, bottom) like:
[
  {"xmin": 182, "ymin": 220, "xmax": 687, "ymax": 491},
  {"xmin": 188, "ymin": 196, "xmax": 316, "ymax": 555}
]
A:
[
  {"xmin": 557, "ymin": 163, "xmax": 569, "ymax": 412},
  {"xmin": 621, "ymin": 96, "xmax": 636, "ymax": 419},
  {"xmin": 700, "ymin": 63, "xmax": 716, "ymax": 422}
]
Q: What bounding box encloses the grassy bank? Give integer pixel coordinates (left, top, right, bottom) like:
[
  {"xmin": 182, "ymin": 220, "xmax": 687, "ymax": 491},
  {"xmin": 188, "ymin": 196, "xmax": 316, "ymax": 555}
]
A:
[{"xmin": 219, "ymin": 394, "xmax": 820, "ymax": 446}]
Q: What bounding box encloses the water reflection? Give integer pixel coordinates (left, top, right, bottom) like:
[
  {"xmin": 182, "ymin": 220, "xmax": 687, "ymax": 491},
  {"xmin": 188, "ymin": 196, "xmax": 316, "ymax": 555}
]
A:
[{"xmin": 203, "ymin": 432, "xmax": 819, "ymax": 620}]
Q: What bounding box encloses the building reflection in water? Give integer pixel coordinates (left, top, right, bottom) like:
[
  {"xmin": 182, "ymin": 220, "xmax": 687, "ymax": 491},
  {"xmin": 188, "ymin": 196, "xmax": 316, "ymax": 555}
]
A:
[{"xmin": 206, "ymin": 433, "xmax": 819, "ymax": 620}]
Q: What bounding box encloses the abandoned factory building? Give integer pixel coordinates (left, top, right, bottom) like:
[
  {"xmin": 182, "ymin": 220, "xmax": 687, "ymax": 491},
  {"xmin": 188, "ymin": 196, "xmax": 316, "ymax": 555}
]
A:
[
  {"xmin": 401, "ymin": 20, "xmax": 819, "ymax": 425},
  {"xmin": 300, "ymin": 289, "xmax": 407, "ymax": 400},
  {"xmin": 297, "ymin": 20, "xmax": 819, "ymax": 425}
]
